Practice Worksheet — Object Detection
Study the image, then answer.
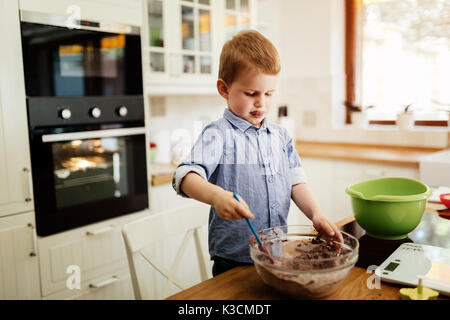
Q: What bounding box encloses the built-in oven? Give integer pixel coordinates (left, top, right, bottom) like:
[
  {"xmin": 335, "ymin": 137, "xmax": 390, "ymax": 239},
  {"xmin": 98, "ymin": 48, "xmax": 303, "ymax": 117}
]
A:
[
  {"xmin": 20, "ymin": 11, "xmax": 148, "ymax": 236},
  {"xmin": 20, "ymin": 10, "xmax": 142, "ymax": 97}
]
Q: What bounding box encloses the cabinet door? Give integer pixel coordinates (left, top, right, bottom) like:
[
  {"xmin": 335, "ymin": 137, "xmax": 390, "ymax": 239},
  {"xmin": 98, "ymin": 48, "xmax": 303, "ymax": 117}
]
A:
[
  {"xmin": 150, "ymin": 183, "xmax": 199, "ymax": 213},
  {"xmin": 43, "ymin": 268, "xmax": 134, "ymax": 300},
  {"xmin": 298, "ymin": 157, "xmax": 335, "ymax": 222},
  {"xmin": 0, "ymin": 212, "xmax": 41, "ymax": 299},
  {"xmin": 143, "ymin": 0, "xmax": 220, "ymax": 94},
  {"xmin": 38, "ymin": 210, "xmax": 148, "ymax": 297},
  {"xmin": 178, "ymin": 0, "xmax": 214, "ymax": 77},
  {"xmin": 223, "ymin": 0, "xmax": 255, "ymax": 41},
  {"xmin": 0, "ymin": 0, "xmax": 34, "ymax": 217},
  {"xmin": 144, "ymin": 0, "xmax": 170, "ymax": 76}
]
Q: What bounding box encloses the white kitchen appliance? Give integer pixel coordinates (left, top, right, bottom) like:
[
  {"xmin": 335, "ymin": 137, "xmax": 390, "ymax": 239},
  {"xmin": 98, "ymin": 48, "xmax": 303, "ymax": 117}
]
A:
[{"xmin": 375, "ymin": 243, "xmax": 450, "ymax": 296}]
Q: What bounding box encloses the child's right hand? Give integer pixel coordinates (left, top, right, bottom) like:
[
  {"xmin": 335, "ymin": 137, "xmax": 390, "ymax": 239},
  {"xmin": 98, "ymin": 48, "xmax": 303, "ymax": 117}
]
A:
[{"xmin": 212, "ymin": 190, "xmax": 254, "ymax": 221}]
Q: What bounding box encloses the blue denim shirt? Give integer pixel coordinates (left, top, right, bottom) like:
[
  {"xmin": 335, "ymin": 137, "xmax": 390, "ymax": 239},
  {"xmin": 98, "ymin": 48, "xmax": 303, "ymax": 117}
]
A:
[{"xmin": 172, "ymin": 108, "xmax": 307, "ymax": 263}]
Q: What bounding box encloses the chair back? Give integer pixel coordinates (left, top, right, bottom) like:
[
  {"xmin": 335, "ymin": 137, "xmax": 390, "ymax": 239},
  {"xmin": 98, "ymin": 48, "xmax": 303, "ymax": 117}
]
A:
[{"xmin": 122, "ymin": 203, "xmax": 211, "ymax": 299}]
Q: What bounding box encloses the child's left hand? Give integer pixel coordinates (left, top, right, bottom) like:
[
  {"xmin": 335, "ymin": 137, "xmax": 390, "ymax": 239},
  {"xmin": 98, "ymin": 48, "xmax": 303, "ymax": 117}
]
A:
[{"xmin": 311, "ymin": 214, "xmax": 344, "ymax": 244}]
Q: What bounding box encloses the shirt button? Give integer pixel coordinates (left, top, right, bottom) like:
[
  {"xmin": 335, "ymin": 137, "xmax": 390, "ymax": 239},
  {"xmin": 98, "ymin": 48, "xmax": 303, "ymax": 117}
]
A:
[
  {"xmin": 271, "ymin": 203, "xmax": 277, "ymax": 209},
  {"xmin": 268, "ymin": 176, "xmax": 273, "ymax": 183}
]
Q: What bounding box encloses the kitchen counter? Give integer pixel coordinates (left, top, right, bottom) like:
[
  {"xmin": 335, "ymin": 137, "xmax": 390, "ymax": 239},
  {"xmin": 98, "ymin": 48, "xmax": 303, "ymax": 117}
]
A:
[
  {"xmin": 167, "ymin": 203, "xmax": 449, "ymax": 300},
  {"xmin": 150, "ymin": 142, "xmax": 445, "ymax": 186},
  {"xmin": 150, "ymin": 163, "xmax": 178, "ymax": 186},
  {"xmin": 295, "ymin": 141, "xmax": 445, "ymax": 168}
]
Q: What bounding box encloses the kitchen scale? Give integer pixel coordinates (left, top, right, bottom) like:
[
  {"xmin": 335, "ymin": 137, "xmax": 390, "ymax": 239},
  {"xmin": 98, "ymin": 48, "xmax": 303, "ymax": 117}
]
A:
[{"xmin": 375, "ymin": 243, "xmax": 450, "ymax": 296}]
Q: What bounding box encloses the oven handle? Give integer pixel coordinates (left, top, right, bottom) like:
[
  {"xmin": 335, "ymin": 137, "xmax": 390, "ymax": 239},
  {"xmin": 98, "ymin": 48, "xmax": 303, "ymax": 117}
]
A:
[{"xmin": 41, "ymin": 127, "xmax": 147, "ymax": 143}]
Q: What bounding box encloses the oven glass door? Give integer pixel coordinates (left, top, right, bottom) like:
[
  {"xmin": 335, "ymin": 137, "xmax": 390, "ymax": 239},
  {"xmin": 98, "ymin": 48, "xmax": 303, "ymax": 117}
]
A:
[
  {"xmin": 21, "ymin": 22, "xmax": 142, "ymax": 97},
  {"xmin": 31, "ymin": 127, "xmax": 148, "ymax": 236},
  {"xmin": 53, "ymin": 136, "xmax": 132, "ymax": 209}
]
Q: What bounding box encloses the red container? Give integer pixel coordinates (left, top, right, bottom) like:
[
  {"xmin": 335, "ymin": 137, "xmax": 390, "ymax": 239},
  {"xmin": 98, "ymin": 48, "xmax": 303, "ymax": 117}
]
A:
[{"xmin": 439, "ymin": 193, "xmax": 450, "ymax": 208}]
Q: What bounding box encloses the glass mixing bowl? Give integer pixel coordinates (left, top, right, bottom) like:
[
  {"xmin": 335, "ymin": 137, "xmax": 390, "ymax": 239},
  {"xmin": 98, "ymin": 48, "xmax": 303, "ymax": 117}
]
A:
[{"xmin": 249, "ymin": 225, "xmax": 359, "ymax": 299}]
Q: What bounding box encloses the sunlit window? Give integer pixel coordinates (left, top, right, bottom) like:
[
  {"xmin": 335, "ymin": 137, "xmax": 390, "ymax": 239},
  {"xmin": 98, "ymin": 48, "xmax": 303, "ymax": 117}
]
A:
[{"xmin": 362, "ymin": 0, "xmax": 450, "ymax": 123}]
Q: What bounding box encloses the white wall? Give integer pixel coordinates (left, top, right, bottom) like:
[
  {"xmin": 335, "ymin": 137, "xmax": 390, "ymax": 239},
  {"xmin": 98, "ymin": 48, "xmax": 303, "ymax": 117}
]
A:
[
  {"xmin": 148, "ymin": 0, "xmax": 448, "ymax": 151},
  {"xmin": 148, "ymin": 95, "xmax": 225, "ymax": 163},
  {"xmin": 260, "ymin": 0, "xmax": 448, "ymax": 148}
]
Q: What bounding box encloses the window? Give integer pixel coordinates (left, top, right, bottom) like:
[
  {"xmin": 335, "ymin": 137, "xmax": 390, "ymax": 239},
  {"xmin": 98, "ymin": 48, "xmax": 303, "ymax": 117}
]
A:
[{"xmin": 346, "ymin": 0, "xmax": 449, "ymax": 127}]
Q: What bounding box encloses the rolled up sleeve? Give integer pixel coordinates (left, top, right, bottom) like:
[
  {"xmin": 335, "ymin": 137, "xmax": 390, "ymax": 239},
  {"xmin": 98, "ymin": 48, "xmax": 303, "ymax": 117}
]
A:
[{"xmin": 172, "ymin": 123, "xmax": 224, "ymax": 198}]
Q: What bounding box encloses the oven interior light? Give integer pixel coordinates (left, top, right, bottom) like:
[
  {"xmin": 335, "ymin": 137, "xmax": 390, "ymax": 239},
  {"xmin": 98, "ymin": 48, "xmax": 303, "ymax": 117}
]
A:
[
  {"xmin": 76, "ymin": 159, "xmax": 91, "ymax": 169},
  {"xmin": 71, "ymin": 140, "xmax": 83, "ymax": 147}
]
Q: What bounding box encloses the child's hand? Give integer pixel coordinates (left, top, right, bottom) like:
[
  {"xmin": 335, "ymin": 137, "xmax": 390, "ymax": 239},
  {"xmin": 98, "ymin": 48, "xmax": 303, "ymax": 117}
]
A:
[
  {"xmin": 212, "ymin": 190, "xmax": 254, "ymax": 221},
  {"xmin": 311, "ymin": 214, "xmax": 344, "ymax": 244}
]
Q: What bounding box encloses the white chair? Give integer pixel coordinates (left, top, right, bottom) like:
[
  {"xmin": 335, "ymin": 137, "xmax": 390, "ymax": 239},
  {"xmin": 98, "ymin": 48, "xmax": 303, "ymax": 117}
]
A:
[{"xmin": 122, "ymin": 203, "xmax": 211, "ymax": 300}]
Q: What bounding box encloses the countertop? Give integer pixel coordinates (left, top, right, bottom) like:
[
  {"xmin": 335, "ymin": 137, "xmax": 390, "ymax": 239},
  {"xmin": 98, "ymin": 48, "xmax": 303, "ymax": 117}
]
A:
[
  {"xmin": 295, "ymin": 141, "xmax": 444, "ymax": 167},
  {"xmin": 150, "ymin": 142, "xmax": 445, "ymax": 186},
  {"xmin": 150, "ymin": 163, "xmax": 178, "ymax": 186},
  {"xmin": 166, "ymin": 203, "xmax": 449, "ymax": 300}
]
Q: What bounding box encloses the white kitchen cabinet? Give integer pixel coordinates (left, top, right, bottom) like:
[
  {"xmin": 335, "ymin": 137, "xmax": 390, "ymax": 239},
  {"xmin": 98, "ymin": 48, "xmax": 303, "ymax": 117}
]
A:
[
  {"xmin": 297, "ymin": 157, "xmax": 419, "ymax": 224},
  {"xmin": 150, "ymin": 182, "xmax": 199, "ymax": 213},
  {"xmin": 42, "ymin": 267, "xmax": 133, "ymax": 300},
  {"xmin": 0, "ymin": 0, "xmax": 34, "ymax": 217},
  {"xmin": 287, "ymin": 158, "xmax": 335, "ymax": 226},
  {"xmin": 142, "ymin": 0, "xmax": 257, "ymax": 95},
  {"xmin": 0, "ymin": 212, "xmax": 41, "ymax": 299},
  {"xmin": 38, "ymin": 209, "xmax": 149, "ymax": 299},
  {"xmin": 223, "ymin": 0, "xmax": 256, "ymax": 41}
]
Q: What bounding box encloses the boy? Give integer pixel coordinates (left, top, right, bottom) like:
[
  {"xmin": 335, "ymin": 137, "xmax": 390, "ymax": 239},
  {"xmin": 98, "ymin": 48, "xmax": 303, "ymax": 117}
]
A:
[{"xmin": 172, "ymin": 30, "xmax": 343, "ymax": 276}]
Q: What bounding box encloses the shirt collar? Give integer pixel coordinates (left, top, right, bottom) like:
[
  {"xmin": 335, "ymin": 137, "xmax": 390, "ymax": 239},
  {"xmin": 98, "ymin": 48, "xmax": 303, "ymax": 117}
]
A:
[{"xmin": 223, "ymin": 108, "xmax": 271, "ymax": 133}]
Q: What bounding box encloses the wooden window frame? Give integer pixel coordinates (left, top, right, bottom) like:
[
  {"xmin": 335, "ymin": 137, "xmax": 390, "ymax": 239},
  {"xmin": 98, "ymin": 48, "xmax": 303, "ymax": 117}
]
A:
[{"xmin": 344, "ymin": 0, "xmax": 448, "ymax": 127}]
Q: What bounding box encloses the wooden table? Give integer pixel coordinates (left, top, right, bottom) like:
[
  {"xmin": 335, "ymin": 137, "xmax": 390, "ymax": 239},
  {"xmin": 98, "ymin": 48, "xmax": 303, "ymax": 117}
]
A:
[{"xmin": 168, "ymin": 204, "xmax": 449, "ymax": 300}]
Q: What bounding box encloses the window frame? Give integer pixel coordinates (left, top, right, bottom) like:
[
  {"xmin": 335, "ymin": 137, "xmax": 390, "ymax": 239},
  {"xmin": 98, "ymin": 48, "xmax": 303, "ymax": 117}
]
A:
[{"xmin": 345, "ymin": 0, "xmax": 448, "ymax": 128}]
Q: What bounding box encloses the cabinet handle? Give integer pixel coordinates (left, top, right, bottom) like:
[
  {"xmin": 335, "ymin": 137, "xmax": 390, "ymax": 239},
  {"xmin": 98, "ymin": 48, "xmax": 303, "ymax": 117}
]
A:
[
  {"xmin": 28, "ymin": 223, "xmax": 37, "ymax": 257},
  {"xmin": 23, "ymin": 167, "xmax": 33, "ymax": 202},
  {"xmin": 89, "ymin": 275, "xmax": 118, "ymax": 289},
  {"xmin": 86, "ymin": 225, "xmax": 115, "ymax": 236}
]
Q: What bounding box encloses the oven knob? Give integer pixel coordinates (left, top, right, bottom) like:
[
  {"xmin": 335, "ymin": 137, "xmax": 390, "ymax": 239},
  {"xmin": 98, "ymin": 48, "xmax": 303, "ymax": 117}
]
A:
[
  {"xmin": 60, "ymin": 108, "xmax": 72, "ymax": 120},
  {"xmin": 90, "ymin": 107, "xmax": 102, "ymax": 118},
  {"xmin": 117, "ymin": 106, "xmax": 128, "ymax": 117}
]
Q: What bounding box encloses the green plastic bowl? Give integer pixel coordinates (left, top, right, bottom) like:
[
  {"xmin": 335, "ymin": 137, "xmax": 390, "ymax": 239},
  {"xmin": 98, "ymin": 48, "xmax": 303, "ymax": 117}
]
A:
[{"xmin": 345, "ymin": 177, "xmax": 432, "ymax": 240}]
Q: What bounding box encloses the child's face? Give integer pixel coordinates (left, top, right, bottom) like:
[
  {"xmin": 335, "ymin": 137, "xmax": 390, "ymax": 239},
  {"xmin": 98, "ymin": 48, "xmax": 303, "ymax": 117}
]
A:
[{"xmin": 218, "ymin": 69, "xmax": 279, "ymax": 127}]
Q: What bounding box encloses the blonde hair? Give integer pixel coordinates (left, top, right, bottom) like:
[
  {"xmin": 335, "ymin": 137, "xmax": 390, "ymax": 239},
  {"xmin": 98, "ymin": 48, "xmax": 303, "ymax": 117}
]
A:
[{"xmin": 218, "ymin": 30, "xmax": 280, "ymax": 85}]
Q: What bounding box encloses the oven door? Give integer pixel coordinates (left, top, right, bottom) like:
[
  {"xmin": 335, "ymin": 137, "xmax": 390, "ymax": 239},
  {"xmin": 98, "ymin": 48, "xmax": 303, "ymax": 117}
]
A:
[
  {"xmin": 20, "ymin": 11, "xmax": 142, "ymax": 97},
  {"xmin": 30, "ymin": 126, "xmax": 148, "ymax": 236}
]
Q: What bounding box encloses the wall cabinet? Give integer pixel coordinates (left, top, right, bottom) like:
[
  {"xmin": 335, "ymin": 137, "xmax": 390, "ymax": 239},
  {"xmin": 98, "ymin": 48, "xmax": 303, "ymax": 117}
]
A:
[
  {"xmin": 0, "ymin": 212, "xmax": 41, "ymax": 299},
  {"xmin": 0, "ymin": 0, "xmax": 34, "ymax": 217},
  {"xmin": 142, "ymin": 0, "xmax": 256, "ymax": 95},
  {"xmin": 287, "ymin": 158, "xmax": 419, "ymax": 226}
]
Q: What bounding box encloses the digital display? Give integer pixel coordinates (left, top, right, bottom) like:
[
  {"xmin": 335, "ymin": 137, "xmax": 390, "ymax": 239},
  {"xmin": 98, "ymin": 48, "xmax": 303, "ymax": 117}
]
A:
[{"xmin": 384, "ymin": 262, "xmax": 400, "ymax": 272}]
